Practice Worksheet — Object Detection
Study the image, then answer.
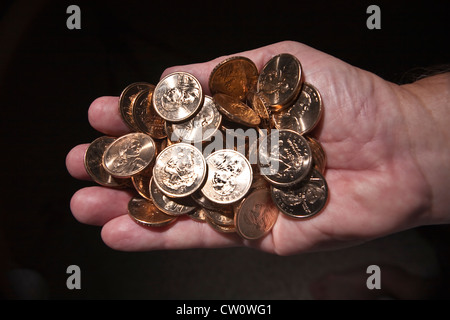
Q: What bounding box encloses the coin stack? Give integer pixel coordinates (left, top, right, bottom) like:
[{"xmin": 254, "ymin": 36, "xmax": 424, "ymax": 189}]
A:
[{"xmin": 83, "ymin": 53, "xmax": 328, "ymax": 240}]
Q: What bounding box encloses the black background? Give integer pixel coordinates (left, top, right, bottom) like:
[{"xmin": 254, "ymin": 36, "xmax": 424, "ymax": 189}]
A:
[{"xmin": 0, "ymin": 0, "xmax": 448, "ymax": 300}]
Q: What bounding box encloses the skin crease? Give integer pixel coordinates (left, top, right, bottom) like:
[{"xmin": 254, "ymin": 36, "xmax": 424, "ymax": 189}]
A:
[{"xmin": 65, "ymin": 41, "xmax": 450, "ymax": 256}]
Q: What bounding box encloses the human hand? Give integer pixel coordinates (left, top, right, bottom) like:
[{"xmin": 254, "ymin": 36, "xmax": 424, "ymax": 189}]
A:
[{"xmin": 65, "ymin": 40, "xmax": 450, "ymax": 255}]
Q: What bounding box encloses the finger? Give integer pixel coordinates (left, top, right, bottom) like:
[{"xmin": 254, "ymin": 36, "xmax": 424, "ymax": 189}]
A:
[
  {"xmin": 88, "ymin": 96, "xmax": 131, "ymax": 136},
  {"xmin": 101, "ymin": 214, "xmax": 243, "ymax": 251},
  {"xmin": 66, "ymin": 144, "xmax": 90, "ymax": 180},
  {"xmin": 70, "ymin": 186, "xmax": 134, "ymax": 226}
]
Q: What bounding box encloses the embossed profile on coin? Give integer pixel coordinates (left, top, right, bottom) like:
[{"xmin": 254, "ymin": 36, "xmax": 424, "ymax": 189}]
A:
[
  {"xmin": 257, "ymin": 53, "xmax": 303, "ymax": 110},
  {"xmin": 170, "ymin": 95, "xmax": 222, "ymax": 143},
  {"xmin": 234, "ymin": 189, "xmax": 278, "ymax": 240},
  {"xmin": 153, "ymin": 72, "xmax": 204, "ymax": 123},
  {"xmin": 153, "ymin": 143, "xmax": 206, "ymax": 198},
  {"xmin": 201, "ymin": 149, "xmax": 253, "ymax": 204},
  {"xmin": 272, "ymin": 83, "xmax": 323, "ymax": 135},
  {"xmin": 258, "ymin": 129, "xmax": 312, "ymax": 187},
  {"xmin": 103, "ymin": 133, "xmax": 156, "ymax": 178},
  {"xmin": 271, "ymin": 169, "xmax": 328, "ymax": 219}
]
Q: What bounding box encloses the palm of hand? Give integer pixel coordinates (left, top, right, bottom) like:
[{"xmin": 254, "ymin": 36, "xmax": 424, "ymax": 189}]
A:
[{"xmin": 66, "ymin": 41, "xmax": 430, "ymax": 255}]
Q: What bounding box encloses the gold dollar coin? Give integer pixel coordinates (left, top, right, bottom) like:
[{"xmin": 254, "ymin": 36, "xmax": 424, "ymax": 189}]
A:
[
  {"xmin": 208, "ymin": 56, "xmax": 258, "ymax": 101},
  {"xmin": 152, "ymin": 143, "xmax": 207, "ymax": 198},
  {"xmin": 127, "ymin": 197, "xmax": 177, "ymax": 227},
  {"xmin": 234, "ymin": 188, "xmax": 279, "ymax": 240},
  {"xmin": 271, "ymin": 169, "xmax": 328, "ymax": 219},
  {"xmin": 152, "ymin": 72, "xmax": 204, "ymax": 123},
  {"xmin": 257, "ymin": 53, "xmax": 303, "ymax": 111},
  {"xmin": 258, "ymin": 129, "xmax": 312, "ymax": 187},
  {"xmin": 102, "ymin": 132, "xmax": 156, "ymax": 178},
  {"xmin": 201, "ymin": 149, "xmax": 253, "ymax": 205},
  {"xmin": 272, "ymin": 82, "xmax": 323, "ymax": 135}
]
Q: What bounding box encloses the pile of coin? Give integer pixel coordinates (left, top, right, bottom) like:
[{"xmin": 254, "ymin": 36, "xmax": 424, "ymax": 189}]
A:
[{"xmin": 83, "ymin": 53, "xmax": 328, "ymax": 240}]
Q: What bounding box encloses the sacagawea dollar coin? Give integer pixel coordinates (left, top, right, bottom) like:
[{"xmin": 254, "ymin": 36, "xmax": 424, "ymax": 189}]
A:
[
  {"xmin": 257, "ymin": 53, "xmax": 303, "ymax": 111},
  {"xmin": 102, "ymin": 132, "xmax": 156, "ymax": 178},
  {"xmin": 152, "ymin": 143, "xmax": 207, "ymax": 198},
  {"xmin": 152, "ymin": 72, "xmax": 204, "ymax": 123},
  {"xmin": 201, "ymin": 149, "xmax": 253, "ymax": 204},
  {"xmin": 271, "ymin": 169, "xmax": 328, "ymax": 219}
]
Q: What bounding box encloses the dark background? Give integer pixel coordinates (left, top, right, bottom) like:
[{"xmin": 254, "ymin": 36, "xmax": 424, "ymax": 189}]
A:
[{"xmin": 0, "ymin": 0, "xmax": 448, "ymax": 300}]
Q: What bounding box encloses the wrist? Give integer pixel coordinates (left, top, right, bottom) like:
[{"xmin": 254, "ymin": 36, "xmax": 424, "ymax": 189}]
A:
[{"xmin": 398, "ymin": 73, "xmax": 450, "ymax": 224}]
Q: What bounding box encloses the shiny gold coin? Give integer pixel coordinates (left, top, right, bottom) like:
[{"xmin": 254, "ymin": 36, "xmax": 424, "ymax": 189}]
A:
[
  {"xmin": 271, "ymin": 169, "xmax": 328, "ymax": 219},
  {"xmin": 132, "ymin": 87, "xmax": 167, "ymax": 139},
  {"xmin": 234, "ymin": 188, "xmax": 279, "ymax": 240},
  {"xmin": 201, "ymin": 149, "xmax": 253, "ymax": 205},
  {"xmin": 272, "ymin": 82, "xmax": 323, "ymax": 135},
  {"xmin": 103, "ymin": 132, "xmax": 156, "ymax": 178},
  {"xmin": 208, "ymin": 56, "xmax": 258, "ymax": 101},
  {"xmin": 127, "ymin": 197, "xmax": 177, "ymax": 227},
  {"xmin": 119, "ymin": 82, "xmax": 153, "ymax": 131},
  {"xmin": 213, "ymin": 93, "xmax": 260, "ymax": 127},
  {"xmin": 257, "ymin": 53, "xmax": 303, "ymax": 111},
  {"xmin": 84, "ymin": 136, "xmax": 131, "ymax": 188},
  {"xmin": 258, "ymin": 129, "xmax": 313, "ymax": 187},
  {"xmin": 152, "ymin": 72, "xmax": 204, "ymax": 123},
  {"xmin": 153, "ymin": 143, "xmax": 207, "ymax": 198}
]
